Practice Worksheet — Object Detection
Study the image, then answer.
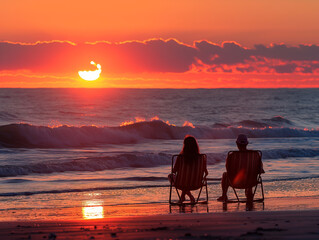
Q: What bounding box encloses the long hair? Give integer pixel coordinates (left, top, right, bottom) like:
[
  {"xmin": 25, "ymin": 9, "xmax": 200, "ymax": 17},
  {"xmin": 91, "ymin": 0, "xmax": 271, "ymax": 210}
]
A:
[{"xmin": 180, "ymin": 135, "xmax": 200, "ymax": 163}]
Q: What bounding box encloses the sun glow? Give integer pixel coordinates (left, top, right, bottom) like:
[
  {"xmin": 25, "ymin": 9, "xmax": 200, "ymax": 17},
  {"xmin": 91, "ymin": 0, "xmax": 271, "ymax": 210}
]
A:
[
  {"xmin": 78, "ymin": 61, "xmax": 102, "ymax": 81},
  {"xmin": 82, "ymin": 206, "xmax": 104, "ymax": 219},
  {"xmin": 82, "ymin": 200, "xmax": 104, "ymax": 219}
]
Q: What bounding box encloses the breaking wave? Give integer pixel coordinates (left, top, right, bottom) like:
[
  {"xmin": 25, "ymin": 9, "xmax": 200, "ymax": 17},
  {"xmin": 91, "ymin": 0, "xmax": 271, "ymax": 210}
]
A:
[
  {"xmin": 0, "ymin": 152, "xmax": 223, "ymax": 177},
  {"xmin": 0, "ymin": 148, "xmax": 319, "ymax": 177},
  {"xmin": 0, "ymin": 118, "xmax": 318, "ymax": 148}
]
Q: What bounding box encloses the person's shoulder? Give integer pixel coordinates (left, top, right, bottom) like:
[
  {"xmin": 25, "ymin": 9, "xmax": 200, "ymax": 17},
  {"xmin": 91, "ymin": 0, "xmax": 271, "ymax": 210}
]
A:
[
  {"xmin": 227, "ymin": 150, "xmax": 238, "ymax": 156},
  {"xmin": 227, "ymin": 151, "xmax": 237, "ymax": 160}
]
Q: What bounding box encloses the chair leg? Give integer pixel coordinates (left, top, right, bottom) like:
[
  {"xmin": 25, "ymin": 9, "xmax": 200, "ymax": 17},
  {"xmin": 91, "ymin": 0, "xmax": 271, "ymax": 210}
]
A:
[
  {"xmin": 196, "ymin": 182, "xmax": 209, "ymax": 204},
  {"xmin": 196, "ymin": 186, "xmax": 203, "ymax": 203},
  {"xmin": 169, "ymin": 183, "xmax": 173, "ymax": 204},
  {"xmin": 251, "ymin": 176, "xmax": 264, "ymax": 202},
  {"xmin": 227, "ymin": 176, "xmax": 264, "ymax": 203},
  {"xmin": 252, "ymin": 184, "xmax": 258, "ymax": 199},
  {"xmin": 260, "ymin": 178, "xmax": 265, "ymax": 201},
  {"xmin": 169, "ymin": 186, "xmax": 184, "ymax": 205},
  {"xmin": 255, "ymin": 176, "xmax": 264, "ymax": 202},
  {"xmin": 175, "ymin": 187, "xmax": 181, "ymax": 201},
  {"xmin": 232, "ymin": 187, "xmax": 240, "ymax": 202},
  {"xmin": 227, "ymin": 177, "xmax": 239, "ymax": 202}
]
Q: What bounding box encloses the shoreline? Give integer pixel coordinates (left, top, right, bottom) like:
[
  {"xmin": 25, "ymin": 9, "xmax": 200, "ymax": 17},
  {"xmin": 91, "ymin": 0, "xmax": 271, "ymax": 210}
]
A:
[
  {"xmin": 1, "ymin": 175, "xmax": 319, "ymax": 240},
  {"xmin": 1, "ymin": 195, "xmax": 319, "ymax": 239},
  {"xmin": 2, "ymin": 195, "xmax": 319, "ymax": 222}
]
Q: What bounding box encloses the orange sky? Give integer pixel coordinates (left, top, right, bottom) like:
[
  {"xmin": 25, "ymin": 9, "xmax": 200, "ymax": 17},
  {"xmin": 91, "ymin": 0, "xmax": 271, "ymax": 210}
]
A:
[{"xmin": 1, "ymin": 0, "xmax": 319, "ymax": 88}]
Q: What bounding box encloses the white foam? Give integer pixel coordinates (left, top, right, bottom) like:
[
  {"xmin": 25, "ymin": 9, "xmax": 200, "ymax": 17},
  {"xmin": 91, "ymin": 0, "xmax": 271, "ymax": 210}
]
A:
[{"xmin": 0, "ymin": 120, "xmax": 318, "ymax": 148}]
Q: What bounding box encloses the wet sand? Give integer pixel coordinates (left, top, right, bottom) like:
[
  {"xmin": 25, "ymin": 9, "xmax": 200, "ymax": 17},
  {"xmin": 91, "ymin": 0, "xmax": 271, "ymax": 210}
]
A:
[
  {"xmin": 1, "ymin": 195, "xmax": 319, "ymax": 239},
  {"xmin": 1, "ymin": 210, "xmax": 319, "ymax": 239}
]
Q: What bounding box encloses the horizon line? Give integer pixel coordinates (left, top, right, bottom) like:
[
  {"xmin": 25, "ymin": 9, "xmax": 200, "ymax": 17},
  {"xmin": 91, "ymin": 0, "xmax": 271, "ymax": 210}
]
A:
[{"xmin": 1, "ymin": 87, "xmax": 318, "ymax": 89}]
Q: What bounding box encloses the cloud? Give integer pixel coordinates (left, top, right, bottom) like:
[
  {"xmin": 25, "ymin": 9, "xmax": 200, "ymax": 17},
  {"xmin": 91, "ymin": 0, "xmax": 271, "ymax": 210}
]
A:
[
  {"xmin": 254, "ymin": 44, "xmax": 319, "ymax": 61},
  {"xmin": 195, "ymin": 41, "xmax": 253, "ymax": 65},
  {"xmin": 236, "ymin": 66, "xmax": 256, "ymax": 73},
  {"xmin": 0, "ymin": 40, "xmax": 77, "ymax": 73},
  {"xmin": 1, "ymin": 39, "xmax": 319, "ymax": 75},
  {"xmin": 272, "ymin": 63, "xmax": 297, "ymax": 73}
]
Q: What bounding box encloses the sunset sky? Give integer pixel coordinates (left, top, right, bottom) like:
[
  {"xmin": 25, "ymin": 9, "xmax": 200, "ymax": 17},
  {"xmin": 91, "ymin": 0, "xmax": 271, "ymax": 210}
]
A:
[{"xmin": 1, "ymin": 0, "xmax": 319, "ymax": 88}]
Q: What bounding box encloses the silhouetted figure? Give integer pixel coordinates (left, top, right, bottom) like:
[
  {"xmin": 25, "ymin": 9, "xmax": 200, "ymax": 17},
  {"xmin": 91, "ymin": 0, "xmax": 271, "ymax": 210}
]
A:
[
  {"xmin": 217, "ymin": 134, "xmax": 264, "ymax": 202},
  {"xmin": 169, "ymin": 135, "xmax": 208, "ymax": 204}
]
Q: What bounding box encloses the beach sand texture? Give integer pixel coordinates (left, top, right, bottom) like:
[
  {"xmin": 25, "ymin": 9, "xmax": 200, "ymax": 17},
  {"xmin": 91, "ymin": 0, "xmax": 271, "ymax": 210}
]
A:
[{"xmin": 1, "ymin": 210, "xmax": 319, "ymax": 239}]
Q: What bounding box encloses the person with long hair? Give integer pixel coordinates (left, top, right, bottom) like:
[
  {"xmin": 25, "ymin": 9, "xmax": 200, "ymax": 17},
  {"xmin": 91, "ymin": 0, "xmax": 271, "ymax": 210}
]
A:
[{"xmin": 170, "ymin": 135, "xmax": 208, "ymax": 203}]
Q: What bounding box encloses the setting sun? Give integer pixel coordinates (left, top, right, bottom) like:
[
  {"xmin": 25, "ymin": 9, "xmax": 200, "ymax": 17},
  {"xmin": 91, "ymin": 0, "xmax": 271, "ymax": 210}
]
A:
[
  {"xmin": 78, "ymin": 61, "xmax": 102, "ymax": 81},
  {"xmin": 1, "ymin": 1, "xmax": 319, "ymax": 239}
]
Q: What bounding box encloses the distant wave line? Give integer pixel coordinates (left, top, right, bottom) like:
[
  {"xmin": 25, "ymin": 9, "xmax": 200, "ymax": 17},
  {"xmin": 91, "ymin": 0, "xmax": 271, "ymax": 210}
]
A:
[{"xmin": 1, "ymin": 175, "xmax": 318, "ymax": 197}]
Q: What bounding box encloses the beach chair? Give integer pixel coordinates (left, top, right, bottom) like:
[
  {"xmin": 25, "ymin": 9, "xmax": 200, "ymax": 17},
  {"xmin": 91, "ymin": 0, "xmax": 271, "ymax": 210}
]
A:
[
  {"xmin": 226, "ymin": 150, "xmax": 264, "ymax": 203},
  {"xmin": 169, "ymin": 154, "xmax": 208, "ymax": 205}
]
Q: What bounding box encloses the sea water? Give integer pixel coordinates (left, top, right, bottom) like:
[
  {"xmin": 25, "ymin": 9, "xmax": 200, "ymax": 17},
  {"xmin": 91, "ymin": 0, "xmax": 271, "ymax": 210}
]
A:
[{"xmin": 0, "ymin": 88, "xmax": 318, "ymax": 219}]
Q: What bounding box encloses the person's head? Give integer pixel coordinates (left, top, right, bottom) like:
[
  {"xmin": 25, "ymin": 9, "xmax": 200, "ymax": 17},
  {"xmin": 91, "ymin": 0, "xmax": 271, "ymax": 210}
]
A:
[
  {"xmin": 180, "ymin": 135, "xmax": 200, "ymax": 161},
  {"xmin": 236, "ymin": 134, "xmax": 248, "ymax": 151}
]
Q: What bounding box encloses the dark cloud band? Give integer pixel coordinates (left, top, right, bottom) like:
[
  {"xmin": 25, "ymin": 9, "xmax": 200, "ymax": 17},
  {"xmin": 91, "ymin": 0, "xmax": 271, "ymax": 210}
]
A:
[{"xmin": 1, "ymin": 39, "xmax": 319, "ymax": 74}]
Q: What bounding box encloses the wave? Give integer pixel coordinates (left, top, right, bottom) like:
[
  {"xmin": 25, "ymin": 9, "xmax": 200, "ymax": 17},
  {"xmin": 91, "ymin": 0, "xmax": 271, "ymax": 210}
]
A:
[
  {"xmin": 0, "ymin": 153, "xmax": 170, "ymax": 177},
  {"xmin": 0, "ymin": 152, "xmax": 223, "ymax": 177},
  {"xmin": 1, "ymin": 175, "xmax": 319, "ymax": 197},
  {"xmin": 235, "ymin": 116, "xmax": 294, "ymax": 128},
  {"xmin": 0, "ymin": 117, "xmax": 318, "ymax": 148},
  {"xmin": 2, "ymin": 176, "xmax": 168, "ymax": 184},
  {"xmin": 0, "ymin": 184, "xmax": 167, "ymax": 197},
  {"xmin": 0, "ymin": 111, "xmax": 17, "ymax": 121},
  {"xmin": 0, "ymin": 148, "xmax": 319, "ymax": 177},
  {"xmin": 263, "ymin": 148, "xmax": 319, "ymax": 159}
]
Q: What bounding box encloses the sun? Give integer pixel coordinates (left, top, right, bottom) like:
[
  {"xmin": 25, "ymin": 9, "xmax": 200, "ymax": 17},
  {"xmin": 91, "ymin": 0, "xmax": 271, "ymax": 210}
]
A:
[{"xmin": 78, "ymin": 61, "xmax": 102, "ymax": 81}]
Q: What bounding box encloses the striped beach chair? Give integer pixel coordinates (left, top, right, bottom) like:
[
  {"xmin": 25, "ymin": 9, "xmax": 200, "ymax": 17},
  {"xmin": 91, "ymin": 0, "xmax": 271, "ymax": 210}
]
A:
[
  {"xmin": 169, "ymin": 154, "xmax": 208, "ymax": 205},
  {"xmin": 226, "ymin": 150, "xmax": 264, "ymax": 202}
]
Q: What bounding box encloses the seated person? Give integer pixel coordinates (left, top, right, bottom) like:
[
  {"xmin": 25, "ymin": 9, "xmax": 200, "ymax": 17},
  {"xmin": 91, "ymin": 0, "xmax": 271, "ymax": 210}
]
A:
[
  {"xmin": 217, "ymin": 134, "xmax": 264, "ymax": 202},
  {"xmin": 169, "ymin": 135, "xmax": 208, "ymax": 203}
]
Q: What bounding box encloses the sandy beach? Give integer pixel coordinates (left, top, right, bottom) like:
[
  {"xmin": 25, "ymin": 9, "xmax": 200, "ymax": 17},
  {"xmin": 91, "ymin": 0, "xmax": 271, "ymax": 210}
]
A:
[
  {"xmin": 1, "ymin": 195, "xmax": 319, "ymax": 239},
  {"xmin": 1, "ymin": 209, "xmax": 319, "ymax": 240}
]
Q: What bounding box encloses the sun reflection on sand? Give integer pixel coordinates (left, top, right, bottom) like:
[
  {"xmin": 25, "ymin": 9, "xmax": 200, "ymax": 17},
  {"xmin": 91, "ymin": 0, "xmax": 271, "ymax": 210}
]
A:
[{"xmin": 82, "ymin": 200, "xmax": 104, "ymax": 219}]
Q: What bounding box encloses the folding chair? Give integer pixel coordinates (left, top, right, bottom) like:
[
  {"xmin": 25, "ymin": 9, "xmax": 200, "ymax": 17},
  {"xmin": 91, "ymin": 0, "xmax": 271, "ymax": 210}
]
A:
[
  {"xmin": 226, "ymin": 150, "xmax": 264, "ymax": 203},
  {"xmin": 169, "ymin": 154, "xmax": 208, "ymax": 205}
]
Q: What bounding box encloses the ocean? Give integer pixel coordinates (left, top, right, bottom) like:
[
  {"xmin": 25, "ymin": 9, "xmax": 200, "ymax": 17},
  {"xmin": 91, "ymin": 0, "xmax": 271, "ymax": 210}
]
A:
[{"xmin": 0, "ymin": 88, "xmax": 319, "ymax": 220}]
